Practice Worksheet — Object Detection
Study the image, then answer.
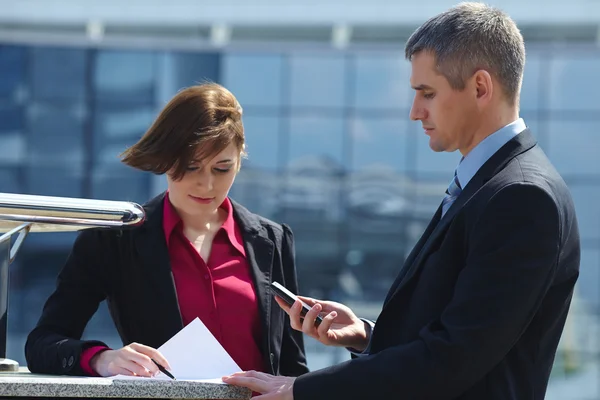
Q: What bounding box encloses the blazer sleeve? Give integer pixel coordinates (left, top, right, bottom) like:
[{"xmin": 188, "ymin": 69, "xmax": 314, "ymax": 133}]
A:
[
  {"xmin": 277, "ymin": 223, "xmax": 310, "ymax": 377},
  {"xmin": 25, "ymin": 229, "xmax": 114, "ymax": 375},
  {"xmin": 293, "ymin": 183, "xmax": 564, "ymax": 400}
]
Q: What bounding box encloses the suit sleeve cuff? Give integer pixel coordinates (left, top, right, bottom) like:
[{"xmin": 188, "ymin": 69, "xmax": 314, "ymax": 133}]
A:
[
  {"xmin": 346, "ymin": 318, "xmax": 375, "ymax": 356},
  {"xmin": 80, "ymin": 346, "xmax": 110, "ymax": 376}
]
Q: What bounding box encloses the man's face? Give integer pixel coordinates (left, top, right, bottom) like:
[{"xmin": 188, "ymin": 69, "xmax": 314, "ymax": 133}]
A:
[{"xmin": 409, "ymin": 51, "xmax": 479, "ymax": 154}]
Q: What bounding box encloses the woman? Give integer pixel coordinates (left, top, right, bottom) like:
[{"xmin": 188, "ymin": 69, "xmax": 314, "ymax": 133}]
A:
[{"xmin": 25, "ymin": 83, "xmax": 308, "ymax": 379}]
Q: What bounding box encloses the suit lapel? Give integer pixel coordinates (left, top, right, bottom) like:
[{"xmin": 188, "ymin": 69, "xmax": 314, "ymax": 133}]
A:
[
  {"xmin": 231, "ymin": 200, "xmax": 275, "ymax": 372},
  {"xmin": 384, "ymin": 130, "xmax": 538, "ymax": 307},
  {"xmin": 384, "ymin": 204, "xmax": 442, "ymax": 307},
  {"xmin": 134, "ymin": 192, "xmax": 184, "ymax": 344}
]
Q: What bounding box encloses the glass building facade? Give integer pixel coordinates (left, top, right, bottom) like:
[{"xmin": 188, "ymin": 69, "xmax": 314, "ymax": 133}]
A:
[{"xmin": 1, "ymin": 41, "xmax": 599, "ymax": 397}]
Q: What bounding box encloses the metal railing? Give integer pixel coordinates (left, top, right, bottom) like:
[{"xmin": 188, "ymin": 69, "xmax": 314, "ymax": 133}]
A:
[{"xmin": 0, "ymin": 192, "xmax": 145, "ymax": 372}]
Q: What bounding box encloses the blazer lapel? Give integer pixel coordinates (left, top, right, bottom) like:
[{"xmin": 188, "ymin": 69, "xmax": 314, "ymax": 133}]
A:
[
  {"xmin": 384, "ymin": 130, "xmax": 538, "ymax": 306},
  {"xmin": 231, "ymin": 200, "xmax": 275, "ymax": 372},
  {"xmin": 134, "ymin": 192, "xmax": 184, "ymax": 344},
  {"xmin": 383, "ymin": 204, "xmax": 442, "ymax": 307}
]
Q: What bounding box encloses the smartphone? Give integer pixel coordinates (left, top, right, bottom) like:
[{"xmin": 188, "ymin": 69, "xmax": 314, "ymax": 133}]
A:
[{"xmin": 271, "ymin": 281, "xmax": 323, "ymax": 326}]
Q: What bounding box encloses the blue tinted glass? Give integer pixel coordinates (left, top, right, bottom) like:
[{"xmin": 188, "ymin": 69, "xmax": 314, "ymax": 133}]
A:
[
  {"xmin": 289, "ymin": 55, "xmax": 346, "ymax": 108},
  {"xmin": 0, "ymin": 168, "xmax": 21, "ymax": 193},
  {"xmin": 0, "ymin": 45, "xmax": 26, "ymax": 99},
  {"xmin": 94, "ymin": 50, "xmax": 156, "ymax": 102},
  {"xmin": 25, "ymin": 166, "xmax": 84, "ymax": 197},
  {"xmin": 0, "ymin": 104, "xmax": 23, "ymax": 134},
  {"xmin": 28, "ymin": 102, "xmax": 85, "ymax": 167},
  {"xmin": 575, "ymin": 247, "xmax": 600, "ymax": 308},
  {"xmin": 0, "ymin": 105, "xmax": 25, "ymax": 164},
  {"xmin": 350, "ymin": 117, "xmax": 409, "ymax": 172},
  {"xmin": 91, "ymin": 164, "xmax": 149, "ymax": 203},
  {"xmin": 288, "ymin": 113, "xmax": 344, "ymax": 169},
  {"xmin": 547, "ymin": 120, "xmax": 600, "ymax": 175},
  {"xmin": 93, "ymin": 102, "xmax": 156, "ymax": 156},
  {"xmin": 354, "ymin": 54, "xmax": 412, "ymax": 110},
  {"xmin": 221, "ymin": 54, "xmax": 283, "ymax": 108},
  {"xmin": 31, "ymin": 47, "xmax": 87, "ymax": 101},
  {"xmin": 569, "ymin": 184, "xmax": 600, "ymax": 241},
  {"xmin": 413, "ymin": 122, "xmax": 462, "ymax": 176},
  {"xmin": 549, "ymin": 55, "xmax": 600, "ymax": 110},
  {"xmin": 520, "ymin": 52, "xmax": 542, "ymax": 112},
  {"xmin": 242, "ymin": 114, "xmax": 280, "ymax": 170},
  {"xmin": 157, "ymin": 52, "xmax": 220, "ymax": 101}
]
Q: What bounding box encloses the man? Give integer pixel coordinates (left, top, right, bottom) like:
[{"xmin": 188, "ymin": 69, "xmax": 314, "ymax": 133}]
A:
[{"xmin": 223, "ymin": 3, "xmax": 581, "ymax": 399}]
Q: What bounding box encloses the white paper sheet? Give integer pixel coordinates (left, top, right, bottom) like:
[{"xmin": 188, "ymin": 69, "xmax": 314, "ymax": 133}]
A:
[{"xmin": 114, "ymin": 317, "xmax": 241, "ymax": 382}]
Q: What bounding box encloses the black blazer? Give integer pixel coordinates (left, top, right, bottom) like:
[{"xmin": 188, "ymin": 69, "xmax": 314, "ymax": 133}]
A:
[
  {"xmin": 25, "ymin": 192, "xmax": 309, "ymax": 378},
  {"xmin": 294, "ymin": 130, "xmax": 580, "ymax": 400}
]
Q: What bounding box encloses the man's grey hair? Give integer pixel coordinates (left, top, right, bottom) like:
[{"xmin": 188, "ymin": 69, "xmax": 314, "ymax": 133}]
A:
[{"xmin": 405, "ymin": 2, "xmax": 525, "ymax": 106}]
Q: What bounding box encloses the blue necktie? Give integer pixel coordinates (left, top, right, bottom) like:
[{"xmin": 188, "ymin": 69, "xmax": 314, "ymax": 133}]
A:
[{"xmin": 442, "ymin": 170, "xmax": 462, "ymax": 217}]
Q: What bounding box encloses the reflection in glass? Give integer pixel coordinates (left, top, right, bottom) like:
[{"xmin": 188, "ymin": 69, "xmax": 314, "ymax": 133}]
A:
[
  {"xmin": 93, "ymin": 102, "xmax": 156, "ymax": 157},
  {"xmin": 547, "ymin": 120, "xmax": 600, "ymax": 176},
  {"xmin": 354, "ymin": 54, "xmax": 412, "ymax": 110},
  {"xmin": 568, "ymin": 185, "xmax": 600, "ymax": 241},
  {"xmin": 241, "ymin": 114, "xmax": 280, "ymax": 170},
  {"xmin": 290, "ymin": 55, "xmax": 346, "ymax": 108},
  {"xmin": 28, "ymin": 102, "xmax": 85, "ymax": 167},
  {"xmin": 414, "ymin": 122, "xmax": 462, "ymax": 176},
  {"xmin": 288, "ymin": 113, "xmax": 344, "ymax": 166},
  {"xmin": 282, "ymin": 114, "xmax": 345, "ymax": 224},
  {"xmin": 549, "ymin": 56, "xmax": 600, "ymax": 110},
  {"xmin": 94, "ymin": 51, "xmax": 156, "ymax": 102},
  {"xmin": 0, "ymin": 45, "xmax": 26, "ymax": 99},
  {"xmin": 25, "ymin": 166, "xmax": 84, "ymax": 198},
  {"xmin": 520, "ymin": 53, "xmax": 542, "ymax": 111},
  {"xmin": 91, "ymin": 164, "xmax": 149, "ymax": 203},
  {"xmin": 350, "ymin": 117, "xmax": 408, "ymax": 172},
  {"xmin": 575, "ymin": 248, "xmax": 600, "ymax": 309},
  {"xmin": 0, "ymin": 105, "xmax": 25, "ymax": 165},
  {"xmin": 31, "ymin": 47, "xmax": 87, "ymax": 101},
  {"xmin": 0, "ymin": 169, "xmax": 21, "ymax": 194},
  {"xmin": 157, "ymin": 52, "xmax": 220, "ymax": 102},
  {"xmin": 221, "ymin": 54, "xmax": 283, "ymax": 108}
]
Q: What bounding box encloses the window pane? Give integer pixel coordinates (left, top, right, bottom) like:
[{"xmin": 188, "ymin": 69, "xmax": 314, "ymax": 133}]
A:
[
  {"xmin": 25, "ymin": 166, "xmax": 84, "ymax": 197},
  {"xmin": 549, "ymin": 55, "xmax": 600, "ymax": 111},
  {"xmin": 221, "ymin": 54, "xmax": 283, "ymax": 108},
  {"xmin": 350, "ymin": 117, "xmax": 408, "ymax": 172},
  {"xmin": 242, "ymin": 114, "xmax": 280, "ymax": 171},
  {"xmin": 575, "ymin": 248, "xmax": 600, "ymax": 309},
  {"xmin": 93, "ymin": 102, "xmax": 155, "ymax": 156},
  {"xmin": 353, "ymin": 54, "xmax": 411, "ymax": 110},
  {"xmin": 27, "ymin": 103, "xmax": 85, "ymax": 167},
  {"xmin": 0, "ymin": 104, "xmax": 25, "ymax": 165},
  {"xmin": 157, "ymin": 52, "xmax": 220, "ymax": 102},
  {"xmin": 547, "ymin": 120, "xmax": 600, "ymax": 175},
  {"xmin": 520, "ymin": 53, "xmax": 542, "ymax": 112},
  {"xmin": 290, "ymin": 55, "xmax": 346, "ymax": 108},
  {"xmin": 31, "ymin": 47, "xmax": 87, "ymax": 101},
  {"xmin": 414, "ymin": 122, "xmax": 462, "ymax": 176},
  {"xmin": 0, "ymin": 168, "xmax": 21, "ymax": 193},
  {"xmin": 282, "ymin": 114, "xmax": 345, "ymax": 223},
  {"xmin": 569, "ymin": 185, "xmax": 600, "ymax": 241},
  {"xmin": 229, "ymin": 169, "xmax": 280, "ymax": 220},
  {"xmin": 0, "ymin": 45, "xmax": 26, "ymax": 100},
  {"xmin": 288, "ymin": 113, "xmax": 344, "ymax": 167},
  {"xmin": 91, "ymin": 164, "xmax": 149, "ymax": 203},
  {"xmin": 94, "ymin": 50, "xmax": 156, "ymax": 102}
]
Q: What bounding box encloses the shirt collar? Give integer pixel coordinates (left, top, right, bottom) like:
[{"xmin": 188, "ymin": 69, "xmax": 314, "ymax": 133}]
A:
[
  {"xmin": 162, "ymin": 193, "xmax": 246, "ymax": 257},
  {"xmin": 456, "ymin": 118, "xmax": 527, "ymax": 188}
]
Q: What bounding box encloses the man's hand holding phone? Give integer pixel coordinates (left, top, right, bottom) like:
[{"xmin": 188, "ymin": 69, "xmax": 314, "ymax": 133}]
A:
[{"xmin": 271, "ymin": 282, "xmax": 371, "ymax": 352}]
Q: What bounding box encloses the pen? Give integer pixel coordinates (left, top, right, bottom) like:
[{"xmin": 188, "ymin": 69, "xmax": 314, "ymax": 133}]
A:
[{"xmin": 151, "ymin": 358, "xmax": 176, "ymax": 380}]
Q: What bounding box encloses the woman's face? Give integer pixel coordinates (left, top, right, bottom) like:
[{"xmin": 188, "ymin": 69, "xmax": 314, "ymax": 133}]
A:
[{"xmin": 166, "ymin": 142, "xmax": 240, "ymax": 218}]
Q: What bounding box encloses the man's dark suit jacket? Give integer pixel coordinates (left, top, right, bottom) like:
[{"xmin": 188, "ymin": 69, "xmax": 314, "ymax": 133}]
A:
[
  {"xmin": 294, "ymin": 130, "xmax": 580, "ymax": 399},
  {"xmin": 25, "ymin": 192, "xmax": 309, "ymax": 378}
]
